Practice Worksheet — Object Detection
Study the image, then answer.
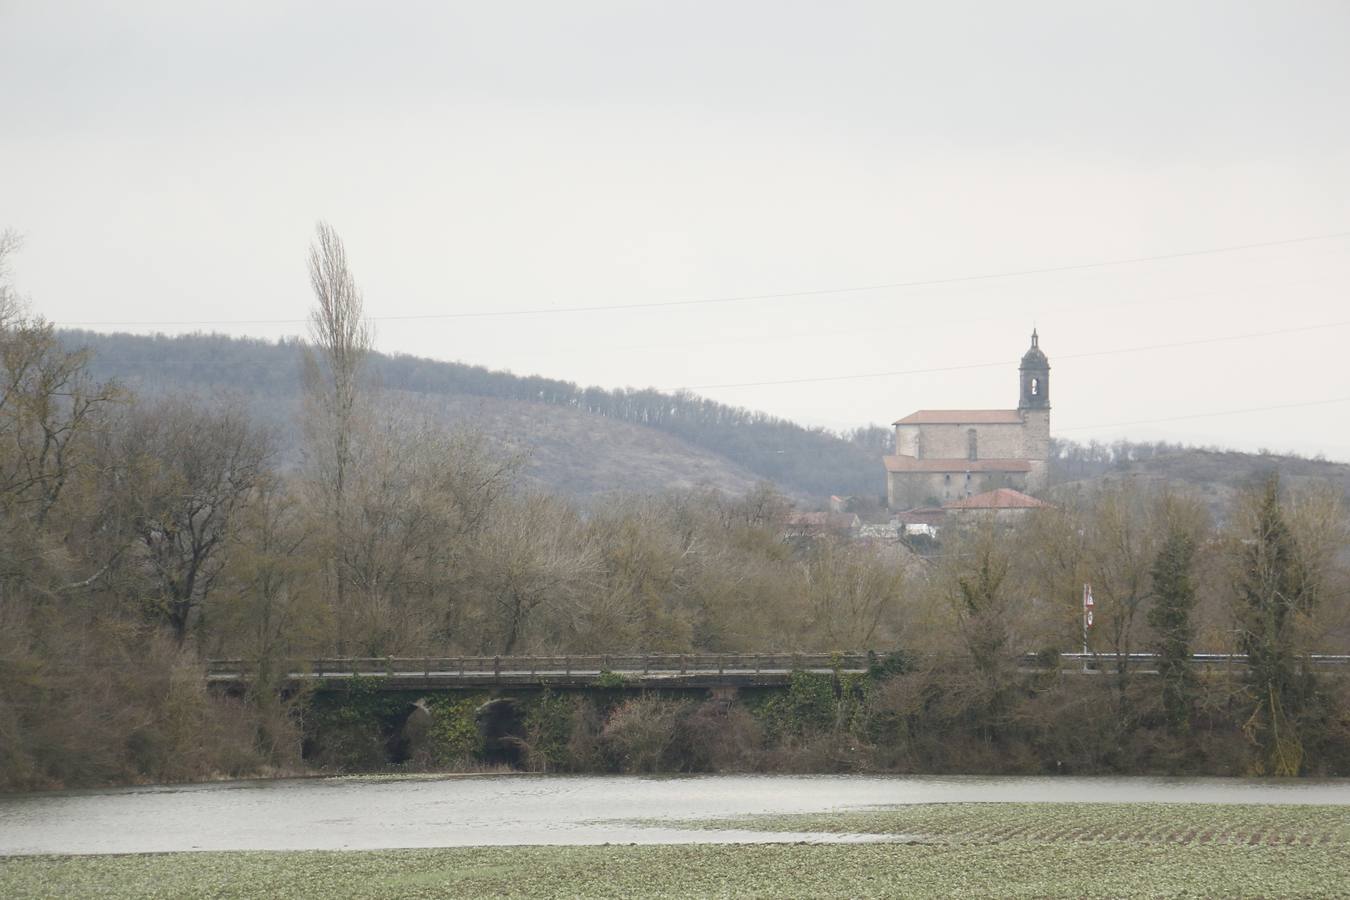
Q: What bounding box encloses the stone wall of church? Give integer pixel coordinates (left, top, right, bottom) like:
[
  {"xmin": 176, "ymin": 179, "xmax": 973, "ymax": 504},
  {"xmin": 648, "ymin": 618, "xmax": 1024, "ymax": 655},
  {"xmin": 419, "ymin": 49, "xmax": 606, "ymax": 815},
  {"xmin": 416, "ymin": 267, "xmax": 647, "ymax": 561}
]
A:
[
  {"xmin": 895, "ymin": 424, "xmax": 921, "ymax": 457},
  {"xmin": 900, "ymin": 422, "xmax": 1027, "ymax": 460},
  {"xmin": 1021, "ymin": 409, "xmax": 1050, "ymax": 461},
  {"xmin": 1022, "ymin": 408, "xmax": 1050, "ymax": 491},
  {"xmin": 1025, "ymin": 459, "xmax": 1048, "ymax": 493},
  {"xmin": 887, "ymin": 469, "xmax": 1028, "ymax": 509}
]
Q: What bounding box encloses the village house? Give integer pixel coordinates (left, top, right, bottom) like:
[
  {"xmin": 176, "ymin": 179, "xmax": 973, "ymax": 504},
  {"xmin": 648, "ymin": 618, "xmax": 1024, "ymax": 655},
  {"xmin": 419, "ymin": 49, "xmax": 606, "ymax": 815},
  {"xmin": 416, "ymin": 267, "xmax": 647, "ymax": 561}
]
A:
[
  {"xmin": 942, "ymin": 487, "xmax": 1053, "ymax": 522},
  {"xmin": 783, "ymin": 510, "xmax": 861, "ymax": 542}
]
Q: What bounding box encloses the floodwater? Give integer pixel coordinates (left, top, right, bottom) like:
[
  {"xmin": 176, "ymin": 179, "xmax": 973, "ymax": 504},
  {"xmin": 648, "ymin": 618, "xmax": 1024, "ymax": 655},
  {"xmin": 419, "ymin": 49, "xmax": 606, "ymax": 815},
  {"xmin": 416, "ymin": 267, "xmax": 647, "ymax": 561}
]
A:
[{"xmin": 2, "ymin": 774, "xmax": 1348, "ymax": 856}]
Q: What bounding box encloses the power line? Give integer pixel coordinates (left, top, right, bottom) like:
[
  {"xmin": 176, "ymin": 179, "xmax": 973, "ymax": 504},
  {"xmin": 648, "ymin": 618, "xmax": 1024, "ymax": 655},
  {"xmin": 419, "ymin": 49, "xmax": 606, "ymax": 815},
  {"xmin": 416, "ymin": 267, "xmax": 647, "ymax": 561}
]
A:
[
  {"xmin": 672, "ymin": 319, "xmax": 1350, "ymax": 390},
  {"xmin": 54, "ymin": 228, "xmax": 1350, "ymax": 327},
  {"xmin": 61, "ymin": 317, "xmax": 1350, "ymax": 396},
  {"xmin": 589, "ymin": 274, "xmax": 1338, "ymax": 355},
  {"xmin": 1056, "ymin": 396, "xmax": 1350, "ymax": 433}
]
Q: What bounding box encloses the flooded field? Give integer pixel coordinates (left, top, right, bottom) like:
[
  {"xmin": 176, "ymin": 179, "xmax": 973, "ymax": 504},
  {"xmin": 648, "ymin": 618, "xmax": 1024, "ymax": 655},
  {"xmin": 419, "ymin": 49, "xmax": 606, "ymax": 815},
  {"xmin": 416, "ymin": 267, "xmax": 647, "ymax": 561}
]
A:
[{"xmin": 4, "ymin": 774, "xmax": 1348, "ymax": 856}]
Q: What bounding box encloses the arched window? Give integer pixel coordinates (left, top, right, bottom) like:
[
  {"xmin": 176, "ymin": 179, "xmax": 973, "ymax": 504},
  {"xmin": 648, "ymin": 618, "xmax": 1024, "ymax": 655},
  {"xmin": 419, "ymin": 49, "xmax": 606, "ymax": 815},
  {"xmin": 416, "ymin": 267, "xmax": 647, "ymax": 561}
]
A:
[{"xmin": 967, "ymin": 428, "xmax": 978, "ymax": 461}]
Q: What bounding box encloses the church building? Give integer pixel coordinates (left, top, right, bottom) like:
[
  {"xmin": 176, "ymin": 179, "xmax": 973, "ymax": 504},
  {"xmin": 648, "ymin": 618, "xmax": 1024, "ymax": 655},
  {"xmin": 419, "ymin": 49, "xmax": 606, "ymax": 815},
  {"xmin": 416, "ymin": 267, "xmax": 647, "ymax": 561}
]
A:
[{"xmin": 884, "ymin": 332, "xmax": 1051, "ymax": 509}]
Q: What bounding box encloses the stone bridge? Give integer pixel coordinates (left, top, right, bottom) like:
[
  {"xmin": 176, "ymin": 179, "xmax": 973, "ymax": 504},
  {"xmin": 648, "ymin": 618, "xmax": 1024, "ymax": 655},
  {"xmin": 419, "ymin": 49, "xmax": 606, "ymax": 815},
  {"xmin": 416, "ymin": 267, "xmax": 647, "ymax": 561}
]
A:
[{"xmin": 205, "ymin": 651, "xmax": 1350, "ymax": 693}]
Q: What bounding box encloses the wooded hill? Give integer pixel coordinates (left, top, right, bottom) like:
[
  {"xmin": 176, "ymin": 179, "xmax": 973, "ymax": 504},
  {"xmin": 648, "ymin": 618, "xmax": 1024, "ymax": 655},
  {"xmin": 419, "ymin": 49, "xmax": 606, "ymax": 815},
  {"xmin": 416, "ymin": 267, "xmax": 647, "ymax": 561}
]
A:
[
  {"xmin": 58, "ymin": 330, "xmax": 1350, "ymax": 508},
  {"xmin": 60, "ymin": 329, "xmax": 890, "ymax": 502},
  {"xmin": 1047, "ymin": 440, "xmax": 1350, "ymax": 522}
]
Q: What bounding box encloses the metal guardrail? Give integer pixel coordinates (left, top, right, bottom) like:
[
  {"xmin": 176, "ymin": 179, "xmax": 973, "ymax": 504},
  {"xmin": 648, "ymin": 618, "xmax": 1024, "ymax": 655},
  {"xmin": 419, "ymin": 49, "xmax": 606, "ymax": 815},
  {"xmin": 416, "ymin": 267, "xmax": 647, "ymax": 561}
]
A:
[
  {"xmin": 204, "ymin": 651, "xmax": 1350, "ymax": 683},
  {"xmin": 1046, "ymin": 652, "xmax": 1350, "ymax": 671}
]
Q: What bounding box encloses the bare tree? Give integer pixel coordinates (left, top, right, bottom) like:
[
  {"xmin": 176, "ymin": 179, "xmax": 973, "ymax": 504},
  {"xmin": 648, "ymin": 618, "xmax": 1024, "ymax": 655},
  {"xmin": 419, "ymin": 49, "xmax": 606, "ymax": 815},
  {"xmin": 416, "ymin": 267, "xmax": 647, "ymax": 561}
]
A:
[
  {"xmin": 301, "ymin": 221, "xmax": 372, "ymax": 654},
  {"xmin": 1084, "ymin": 481, "xmax": 1160, "ymax": 716},
  {"xmin": 0, "ymin": 239, "xmax": 123, "ymax": 609},
  {"xmin": 803, "ymin": 538, "xmax": 905, "ymax": 649},
  {"xmin": 123, "ymin": 399, "xmax": 272, "ymax": 643},
  {"xmin": 1017, "ymin": 499, "xmax": 1089, "ymax": 649},
  {"xmin": 949, "ymin": 520, "xmax": 1016, "ymax": 677},
  {"xmin": 0, "ymin": 322, "xmax": 120, "ymax": 525},
  {"xmin": 940, "ymin": 518, "xmax": 1022, "ymax": 746},
  {"xmin": 0, "ymin": 229, "xmax": 23, "ymax": 325},
  {"xmin": 0, "ymin": 233, "xmax": 119, "ymax": 524},
  {"xmin": 463, "ymin": 493, "xmax": 599, "ymax": 655}
]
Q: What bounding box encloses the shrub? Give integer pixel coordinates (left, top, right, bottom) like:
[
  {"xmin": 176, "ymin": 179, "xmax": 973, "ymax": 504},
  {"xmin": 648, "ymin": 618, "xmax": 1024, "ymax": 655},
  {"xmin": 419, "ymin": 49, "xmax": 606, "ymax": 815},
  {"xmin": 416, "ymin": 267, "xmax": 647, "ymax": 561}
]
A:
[
  {"xmin": 303, "ymin": 677, "xmax": 403, "ymax": 772},
  {"xmin": 679, "ymin": 701, "xmax": 764, "ymax": 772},
  {"xmin": 594, "ymin": 670, "xmax": 627, "ymax": 689},
  {"xmin": 521, "ymin": 691, "xmax": 577, "ymax": 772},
  {"xmin": 423, "ymin": 696, "xmax": 487, "ymax": 766},
  {"xmin": 600, "ymin": 696, "xmax": 689, "ymax": 773}
]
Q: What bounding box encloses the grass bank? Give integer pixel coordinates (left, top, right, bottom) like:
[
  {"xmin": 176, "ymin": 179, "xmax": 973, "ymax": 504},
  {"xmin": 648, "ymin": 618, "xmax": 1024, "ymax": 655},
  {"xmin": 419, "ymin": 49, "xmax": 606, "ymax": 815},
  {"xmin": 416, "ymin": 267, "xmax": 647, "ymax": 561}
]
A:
[{"xmin": 3, "ymin": 803, "xmax": 1347, "ymax": 899}]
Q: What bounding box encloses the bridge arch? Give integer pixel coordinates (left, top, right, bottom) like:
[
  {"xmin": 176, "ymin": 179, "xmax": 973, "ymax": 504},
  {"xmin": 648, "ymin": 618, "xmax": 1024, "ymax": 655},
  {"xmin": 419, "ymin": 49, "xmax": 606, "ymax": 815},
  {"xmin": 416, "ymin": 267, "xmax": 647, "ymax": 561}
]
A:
[{"xmin": 477, "ymin": 697, "xmax": 526, "ymax": 767}]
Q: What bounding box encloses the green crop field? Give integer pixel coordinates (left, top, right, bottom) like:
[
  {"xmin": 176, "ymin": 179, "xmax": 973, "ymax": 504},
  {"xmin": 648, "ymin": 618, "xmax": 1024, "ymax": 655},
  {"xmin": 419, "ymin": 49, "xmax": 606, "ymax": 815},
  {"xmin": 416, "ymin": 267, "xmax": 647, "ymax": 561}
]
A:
[{"xmin": 3, "ymin": 803, "xmax": 1347, "ymax": 899}]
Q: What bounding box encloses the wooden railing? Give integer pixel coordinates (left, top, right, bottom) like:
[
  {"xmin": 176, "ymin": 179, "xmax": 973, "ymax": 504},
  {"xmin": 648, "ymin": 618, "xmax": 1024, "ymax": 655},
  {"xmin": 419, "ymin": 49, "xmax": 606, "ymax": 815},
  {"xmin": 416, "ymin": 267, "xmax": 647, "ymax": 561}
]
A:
[{"xmin": 206, "ymin": 652, "xmax": 878, "ymax": 680}]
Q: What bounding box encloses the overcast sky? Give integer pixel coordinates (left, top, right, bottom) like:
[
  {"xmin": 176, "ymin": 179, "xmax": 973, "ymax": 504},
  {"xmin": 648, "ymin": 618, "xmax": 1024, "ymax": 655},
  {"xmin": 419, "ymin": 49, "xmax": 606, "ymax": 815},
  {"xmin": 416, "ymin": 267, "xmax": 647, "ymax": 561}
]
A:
[{"xmin": 3, "ymin": 2, "xmax": 1349, "ymax": 459}]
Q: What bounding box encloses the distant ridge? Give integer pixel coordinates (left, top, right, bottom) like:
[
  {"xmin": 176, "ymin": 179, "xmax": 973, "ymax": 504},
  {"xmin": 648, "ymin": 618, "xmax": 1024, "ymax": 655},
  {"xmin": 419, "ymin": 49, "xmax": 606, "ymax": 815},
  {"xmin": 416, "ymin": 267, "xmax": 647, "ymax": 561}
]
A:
[
  {"xmin": 57, "ymin": 330, "xmax": 1350, "ymax": 509},
  {"xmin": 59, "ymin": 329, "xmax": 891, "ymax": 501}
]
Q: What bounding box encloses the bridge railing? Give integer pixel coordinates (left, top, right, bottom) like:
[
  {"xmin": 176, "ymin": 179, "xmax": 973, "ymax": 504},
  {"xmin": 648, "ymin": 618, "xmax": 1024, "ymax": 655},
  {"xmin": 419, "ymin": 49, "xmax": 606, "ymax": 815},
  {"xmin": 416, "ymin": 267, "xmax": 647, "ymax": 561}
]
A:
[
  {"xmin": 204, "ymin": 652, "xmax": 1350, "ymax": 681},
  {"xmin": 204, "ymin": 652, "xmax": 880, "ymax": 680},
  {"xmin": 1024, "ymin": 652, "xmax": 1350, "ymax": 673}
]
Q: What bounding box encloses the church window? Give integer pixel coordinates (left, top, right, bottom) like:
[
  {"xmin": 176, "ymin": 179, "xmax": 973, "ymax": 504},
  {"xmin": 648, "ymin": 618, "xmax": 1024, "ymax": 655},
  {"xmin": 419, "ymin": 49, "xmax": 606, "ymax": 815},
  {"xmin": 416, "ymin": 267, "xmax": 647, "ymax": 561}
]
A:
[
  {"xmin": 967, "ymin": 428, "xmax": 978, "ymax": 461},
  {"xmin": 1031, "ymin": 377, "xmax": 1039, "ymax": 396}
]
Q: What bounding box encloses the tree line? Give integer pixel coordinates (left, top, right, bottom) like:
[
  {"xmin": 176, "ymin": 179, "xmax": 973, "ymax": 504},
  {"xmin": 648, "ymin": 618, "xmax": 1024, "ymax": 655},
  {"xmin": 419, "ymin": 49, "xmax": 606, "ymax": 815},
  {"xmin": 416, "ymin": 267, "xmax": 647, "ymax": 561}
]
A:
[{"xmin": 2, "ymin": 225, "xmax": 1347, "ymax": 790}]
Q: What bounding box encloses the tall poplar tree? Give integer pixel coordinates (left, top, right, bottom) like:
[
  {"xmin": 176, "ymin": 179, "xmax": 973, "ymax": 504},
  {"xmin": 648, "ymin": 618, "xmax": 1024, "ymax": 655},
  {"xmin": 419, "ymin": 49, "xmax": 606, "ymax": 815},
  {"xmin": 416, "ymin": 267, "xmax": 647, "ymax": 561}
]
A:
[{"xmin": 301, "ymin": 222, "xmax": 371, "ymax": 655}]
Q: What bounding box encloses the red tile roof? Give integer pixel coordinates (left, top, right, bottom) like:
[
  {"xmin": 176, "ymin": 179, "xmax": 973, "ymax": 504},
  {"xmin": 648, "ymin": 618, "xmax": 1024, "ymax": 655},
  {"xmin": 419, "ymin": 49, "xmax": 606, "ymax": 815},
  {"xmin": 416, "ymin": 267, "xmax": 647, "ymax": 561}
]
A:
[
  {"xmin": 944, "ymin": 488, "xmax": 1052, "ymax": 510},
  {"xmin": 883, "ymin": 456, "xmax": 1033, "ymax": 473},
  {"xmin": 893, "ymin": 409, "xmax": 1024, "ymax": 426}
]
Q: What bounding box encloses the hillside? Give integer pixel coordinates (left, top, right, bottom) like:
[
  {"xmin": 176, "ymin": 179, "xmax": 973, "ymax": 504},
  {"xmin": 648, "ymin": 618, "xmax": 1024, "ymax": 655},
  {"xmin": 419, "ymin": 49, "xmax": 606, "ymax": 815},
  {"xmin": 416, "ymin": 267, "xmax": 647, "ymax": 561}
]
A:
[
  {"xmin": 58, "ymin": 331, "xmax": 1350, "ymax": 509},
  {"xmin": 60, "ymin": 330, "xmax": 885, "ymax": 502},
  {"xmin": 379, "ymin": 390, "xmax": 769, "ymax": 498},
  {"xmin": 1047, "ymin": 441, "xmax": 1350, "ymax": 521}
]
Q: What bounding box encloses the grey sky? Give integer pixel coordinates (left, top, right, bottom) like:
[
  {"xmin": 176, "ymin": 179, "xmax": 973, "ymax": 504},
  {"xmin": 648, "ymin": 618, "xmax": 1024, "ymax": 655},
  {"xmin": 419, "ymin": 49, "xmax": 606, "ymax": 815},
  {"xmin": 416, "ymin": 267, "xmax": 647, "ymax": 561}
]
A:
[{"xmin": 3, "ymin": 2, "xmax": 1349, "ymax": 459}]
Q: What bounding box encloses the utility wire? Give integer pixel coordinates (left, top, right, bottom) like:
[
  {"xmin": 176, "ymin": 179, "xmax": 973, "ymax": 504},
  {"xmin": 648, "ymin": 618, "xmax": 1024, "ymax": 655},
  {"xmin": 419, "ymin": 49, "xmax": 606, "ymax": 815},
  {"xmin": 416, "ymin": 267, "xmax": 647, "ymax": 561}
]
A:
[
  {"xmin": 60, "ymin": 317, "xmax": 1350, "ymax": 390},
  {"xmin": 55, "ymin": 228, "xmax": 1350, "ymax": 327},
  {"xmin": 1056, "ymin": 396, "xmax": 1350, "ymax": 433},
  {"xmin": 672, "ymin": 318, "xmax": 1350, "ymax": 390}
]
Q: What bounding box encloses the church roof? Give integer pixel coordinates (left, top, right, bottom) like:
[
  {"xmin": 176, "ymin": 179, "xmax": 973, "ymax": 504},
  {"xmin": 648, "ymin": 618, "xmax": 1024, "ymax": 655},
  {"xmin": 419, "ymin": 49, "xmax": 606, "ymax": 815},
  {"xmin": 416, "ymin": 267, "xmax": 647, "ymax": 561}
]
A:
[
  {"xmin": 944, "ymin": 488, "xmax": 1052, "ymax": 510},
  {"xmin": 882, "ymin": 456, "xmax": 1033, "ymax": 473},
  {"xmin": 892, "ymin": 409, "xmax": 1023, "ymax": 426}
]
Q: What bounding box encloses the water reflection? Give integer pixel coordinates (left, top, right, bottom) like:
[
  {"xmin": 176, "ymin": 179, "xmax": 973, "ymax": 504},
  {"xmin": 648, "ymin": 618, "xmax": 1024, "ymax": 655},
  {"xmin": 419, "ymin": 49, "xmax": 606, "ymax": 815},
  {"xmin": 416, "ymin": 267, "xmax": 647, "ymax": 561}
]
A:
[{"xmin": 3, "ymin": 774, "xmax": 1347, "ymax": 856}]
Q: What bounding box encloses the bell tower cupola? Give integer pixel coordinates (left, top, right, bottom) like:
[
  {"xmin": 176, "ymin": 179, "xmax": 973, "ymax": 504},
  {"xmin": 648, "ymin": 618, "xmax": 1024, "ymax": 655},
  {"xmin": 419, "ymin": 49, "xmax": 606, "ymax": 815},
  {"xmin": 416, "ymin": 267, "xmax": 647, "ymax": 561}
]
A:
[{"xmin": 1019, "ymin": 329, "xmax": 1050, "ymax": 410}]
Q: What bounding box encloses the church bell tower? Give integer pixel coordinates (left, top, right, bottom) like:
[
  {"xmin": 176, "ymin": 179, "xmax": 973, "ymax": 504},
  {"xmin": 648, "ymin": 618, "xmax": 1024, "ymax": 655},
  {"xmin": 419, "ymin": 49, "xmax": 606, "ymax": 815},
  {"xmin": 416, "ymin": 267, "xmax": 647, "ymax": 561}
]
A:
[
  {"xmin": 1018, "ymin": 330, "xmax": 1051, "ymax": 491},
  {"xmin": 1019, "ymin": 329, "xmax": 1050, "ymax": 410}
]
